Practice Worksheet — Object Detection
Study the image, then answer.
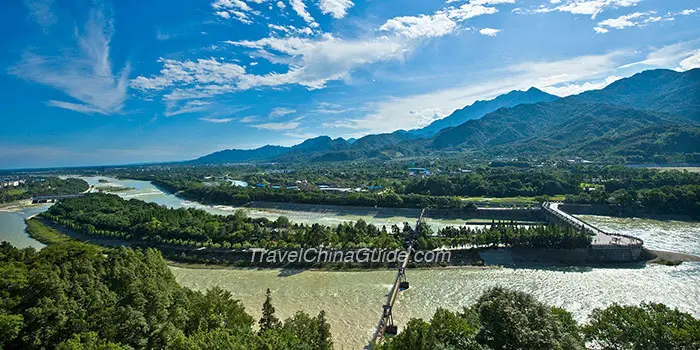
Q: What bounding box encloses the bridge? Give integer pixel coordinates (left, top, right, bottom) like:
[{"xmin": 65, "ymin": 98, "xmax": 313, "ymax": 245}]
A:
[
  {"xmin": 31, "ymin": 194, "xmax": 84, "ymax": 203},
  {"xmin": 369, "ymin": 209, "xmax": 424, "ymax": 346},
  {"xmin": 542, "ymin": 202, "xmax": 643, "ymax": 247}
]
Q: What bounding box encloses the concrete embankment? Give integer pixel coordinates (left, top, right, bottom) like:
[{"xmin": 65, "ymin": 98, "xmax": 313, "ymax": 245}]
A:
[{"xmin": 479, "ymin": 246, "xmax": 644, "ymax": 266}]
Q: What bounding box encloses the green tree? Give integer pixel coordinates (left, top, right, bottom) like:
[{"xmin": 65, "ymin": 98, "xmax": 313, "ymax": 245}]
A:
[
  {"xmin": 475, "ymin": 287, "xmax": 584, "ymax": 350},
  {"xmin": 584, "ymin": 303, "xmax": 700, "ymax": 350},
  {"xmin": 258, "ymin": 289, "xmax": 281, "ymax": 335}
]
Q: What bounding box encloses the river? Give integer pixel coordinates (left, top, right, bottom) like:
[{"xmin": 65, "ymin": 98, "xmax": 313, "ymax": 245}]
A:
[{"xmin": 1, "ymin": 176, "xmax": 699, "ymax": 349}]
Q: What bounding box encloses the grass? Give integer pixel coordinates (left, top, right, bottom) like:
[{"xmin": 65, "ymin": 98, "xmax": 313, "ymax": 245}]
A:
[
  {"xmin": 25, "ymin": 218, "xmax": 76, "ymax": 245},
  {"xmin": 25, "ymin": 218, "xmax": 101, "ymax": 251}
]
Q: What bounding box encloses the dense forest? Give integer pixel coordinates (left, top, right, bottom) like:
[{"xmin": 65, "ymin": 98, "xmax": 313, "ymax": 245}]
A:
[
  {"xmin": 0, "ymin": 241, "xmax": 332, "ymax": 349},
  {"xmin": 40, "ymin": 193, "xmax": 592, "ymax": 253},
  {"xmin": 0, "ymin": 177, "xmax": 88, "ymax": 203},
  {"xmin": 376, "ymin": 287, "xmax": 700, "ymax": 350}
]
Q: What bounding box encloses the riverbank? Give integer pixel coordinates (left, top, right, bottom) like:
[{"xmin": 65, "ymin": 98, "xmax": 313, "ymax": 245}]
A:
[{"xmin": 0, "ymin": 199, "xmax": 41, "ymax": 212}]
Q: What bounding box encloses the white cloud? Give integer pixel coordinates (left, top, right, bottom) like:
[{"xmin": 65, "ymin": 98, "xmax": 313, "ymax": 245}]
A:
[
  {"xmin": 165, "ymin": 100, "xmax": 211, "ymax": 117},
  {"xmin": 619, "ymin": 40, "xmax": 700, "ymax": 70},
  {"xmin": 597, "ymin": 11, "xmax": 647, "ymax": 29},
  {"xmin": 594, "ymin": 10, "xmax": 682, "ymax": 33},
  {"xmin": 23, "ymin": 0, "xmax": 56, "ymax": 32},
  {"xmin": 378, "ymin": 1, "xmax": 508, "ymax": 39},
  {"xmin": 318, "ymin": 0, "xmax": 354, "ymax": 19},
  {"xmin": 45, "ymin": 100, "xmax": 104, "ymax": 114},
  {"xmin": 277, "ymin": 1, "xmax": 286, "ymax": 9},
  {"xmin": 10, "ymin": 7, "xmax": 130, "ymax": 114},
  {"xmin": 240, "ymin": 116, "xmax": 258, "ymax": 123},
  {"xmin": 131, "ymin": 57, "xmax": 247, "ymax": 99},
  {"xmin": 289, "ymin": 0, "xmax": 318, "ymax": 27},
  {"xmin": 253, "ymin": 120, "xmax": 302, "ymax": 130},
  {"xmin": 540, "ymin": 75, "xmax": 621, "ymax": 96},
  {"xmin": 678, "ymin": 50, "xmax": 700, "ymax": 71},
  {"xmin": 199, "ymin": 117, "xmax": 235, "ymax": 123},
  {"xmin": 446, "ymin": 3, "xmax": 499, "ymax": 20},
  {"xmin": 479, "ymin": 28, "xmax": 501, "ymax": 36},
  {"xmin": 212, "ymin": 0, "xmax": 252, "ymax": 12},
  {"xmin": 269, "ymin": 107, "xmax": 296, "ymax": 118},
  {"xmin": 522, "ymin": 0, "xmax": 641, "ymax": 19},
  {"xmin": 380, "ymin": 13, "xmax": 458, "ymax": 39},
  {"xmin": 228, "ymin": 33, "xmax": 405, "ymax": 90},
  {"xmin": 211, "ymin": 0, "xmax": 261, "ymax": 24}
]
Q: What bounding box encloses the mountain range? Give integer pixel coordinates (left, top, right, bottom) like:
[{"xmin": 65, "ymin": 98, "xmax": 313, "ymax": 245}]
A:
[{"xmin": 191, "ymin": 68, "xmax": 700, "ymax": 164}]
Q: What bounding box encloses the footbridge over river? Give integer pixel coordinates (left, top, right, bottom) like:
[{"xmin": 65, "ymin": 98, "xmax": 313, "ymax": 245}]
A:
[
  {"xmin": 542, "ymin": 202, "xmax": 643, "ymax": 247},
  {"xmin": 369, "ymin": 209, "xmax": 424, "ymax": 347}
]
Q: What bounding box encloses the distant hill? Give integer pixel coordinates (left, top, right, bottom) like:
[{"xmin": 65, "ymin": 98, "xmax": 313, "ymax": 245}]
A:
[
  {"xmin": 409, "ymin": 87, "xmax": 558, "ymax": 138},
  {"xmin": 191, "ymin": 145, "xmax": 289, "ymax": 164},
  {"xmin": 192, "ymin": 136, "xmax": 350, "ymax": 164}
]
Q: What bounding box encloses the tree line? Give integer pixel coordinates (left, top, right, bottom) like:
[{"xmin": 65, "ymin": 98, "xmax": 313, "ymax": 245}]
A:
[
  {"xmin": 41, "ymin": 194, "xmax": 592, "ymax": 253},
  {"xmin": 566, "ymin": 184, "xmax": 700, "ymax": 218}
]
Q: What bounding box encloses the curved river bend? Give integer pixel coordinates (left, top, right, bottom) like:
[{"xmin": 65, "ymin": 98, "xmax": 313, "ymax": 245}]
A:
[{"xmin": 1, "ymin": 176, "xmax": 699, "ymax": 349}]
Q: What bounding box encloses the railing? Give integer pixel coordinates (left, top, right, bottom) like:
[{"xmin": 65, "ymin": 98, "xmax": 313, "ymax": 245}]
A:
[{"xmin": 542, "ymin": 202, "xmax": 643, "ymax": 247}]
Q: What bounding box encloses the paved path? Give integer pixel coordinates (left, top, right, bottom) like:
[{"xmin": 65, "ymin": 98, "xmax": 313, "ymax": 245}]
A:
[{"xmin": 544, "ymin": 202, "xmax": 638, "ymax": 246}]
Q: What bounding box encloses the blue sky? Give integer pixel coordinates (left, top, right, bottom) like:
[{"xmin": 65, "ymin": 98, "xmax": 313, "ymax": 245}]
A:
[{"xmin": 1, "ymin": 0, "xmax": 699, "ymax": 168}]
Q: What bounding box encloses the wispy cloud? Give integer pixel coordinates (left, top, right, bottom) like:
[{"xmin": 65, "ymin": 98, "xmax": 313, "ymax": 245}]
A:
[
  {"xmin": 269, "ymin": 107, "xmax": 296, "ymax": 118},
  {"xmin": 253, "ymin": 117, "xmax": 304, "ymax": 130},
  {"xmin": 199, "ymin": 116, "xmax": 235, "ymax": 123},
  {"xmin": 618, "ymin": 40, "xmax": 700, "ymax": 70},
  {"xmin": 540, "ymin": 75, "xmax": 621, "ymax": 96},
  {"xmin": 165, "ymin": 100, "xmax": 211, "ymax": 117},
  {"xmin": 23, "ymin": 0, "xmax": 56, "ymax": 32},
  {"xmin": 517, "ymin": 0, "xmax": 641, "ymax": 19},
  {"xmin": 240, "ymin": 115, "xmax": 258, "ymax": 123},
  {"xmin": 10, "ymin": 6, "xmax": 130, "ymax": 115}
]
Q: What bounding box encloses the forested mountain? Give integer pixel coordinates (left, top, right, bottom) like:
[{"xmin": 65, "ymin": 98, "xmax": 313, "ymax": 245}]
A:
[
  {"xmin": 429, "ymin": 100, "xmax": 684, "ymax": 150},
  {"xmin": 570, "ymin": 68, "xmax": 700, "ymax": 121},
  {"xmin": 410, "ymin": 87, "xmax": 559, "ymax": 138},
  {"xmin": 192, "ymin": 68, "xmax": 700, "ymax": 164}
]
